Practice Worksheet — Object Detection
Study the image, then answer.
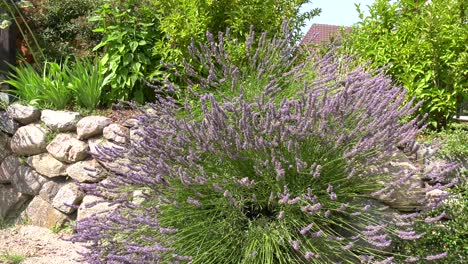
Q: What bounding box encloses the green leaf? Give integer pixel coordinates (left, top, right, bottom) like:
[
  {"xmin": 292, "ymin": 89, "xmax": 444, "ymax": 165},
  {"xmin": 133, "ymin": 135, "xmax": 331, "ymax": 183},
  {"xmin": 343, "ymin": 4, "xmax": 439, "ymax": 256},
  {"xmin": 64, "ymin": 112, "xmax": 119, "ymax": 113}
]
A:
[
  {"xmin": 130, "ymin": 41, "xmax": 139, "ymax": 52},
  {"xmin": 123, "ymin": 54, "xmax": 133, "ymax": 66},
  {"xmin": 88, "ymin": 15, "xmax": 103, "ymax": 22},
  {"xmin": 92, "ymin": 27, "xmax": 106, "ymax": 33},
  {"xmin": 100, "ymin": 53, "xmax": 109, "ymax": 66},
  {"xmin": 132, "ymin": 62, "xmax": 142, "ymax": 73}
]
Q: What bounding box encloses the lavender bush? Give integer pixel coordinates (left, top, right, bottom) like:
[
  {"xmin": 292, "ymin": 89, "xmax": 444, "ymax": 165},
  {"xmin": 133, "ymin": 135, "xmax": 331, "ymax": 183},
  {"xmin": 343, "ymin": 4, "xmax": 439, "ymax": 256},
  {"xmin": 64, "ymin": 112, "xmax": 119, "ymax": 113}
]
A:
[{"xmin": 72, "ymin": 29, "xmax": 458, "ymax": 263}]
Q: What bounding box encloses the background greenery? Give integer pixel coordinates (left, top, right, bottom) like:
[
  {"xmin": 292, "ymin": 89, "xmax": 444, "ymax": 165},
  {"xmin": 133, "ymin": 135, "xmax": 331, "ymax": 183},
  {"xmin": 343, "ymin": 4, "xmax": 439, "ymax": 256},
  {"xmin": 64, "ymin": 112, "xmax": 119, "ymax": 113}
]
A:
[
  {"xmin": 4, "ymin": 0, "xmax": 320, "ymax": 105},
  {"xmin": 25, "ymin": 0, "xmax": 100, "ymax": 61},
  {"xmin": 340, "ymin": 0, "xmax": 468, "ymax": 129}
]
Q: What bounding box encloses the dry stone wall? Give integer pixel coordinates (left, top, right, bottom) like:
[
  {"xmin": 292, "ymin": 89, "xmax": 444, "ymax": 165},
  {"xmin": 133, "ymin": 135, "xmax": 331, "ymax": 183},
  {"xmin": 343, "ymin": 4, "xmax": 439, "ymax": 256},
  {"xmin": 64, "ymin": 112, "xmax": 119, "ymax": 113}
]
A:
[
  {"xmin": 0, "ymin": 93, "xmax": 460, "ymax": 230},
  {"xmin": 0, "ymin": 99, "xmax": 128, "ymax": 228}
]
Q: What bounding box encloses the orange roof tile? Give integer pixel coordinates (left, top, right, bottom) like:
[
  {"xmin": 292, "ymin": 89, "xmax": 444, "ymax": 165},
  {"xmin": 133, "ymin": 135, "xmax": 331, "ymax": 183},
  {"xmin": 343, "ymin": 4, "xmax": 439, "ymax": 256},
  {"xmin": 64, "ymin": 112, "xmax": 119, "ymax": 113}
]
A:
[{"xmin": 301, "ymin": 23, "xmax": 351, "ymax": 45}]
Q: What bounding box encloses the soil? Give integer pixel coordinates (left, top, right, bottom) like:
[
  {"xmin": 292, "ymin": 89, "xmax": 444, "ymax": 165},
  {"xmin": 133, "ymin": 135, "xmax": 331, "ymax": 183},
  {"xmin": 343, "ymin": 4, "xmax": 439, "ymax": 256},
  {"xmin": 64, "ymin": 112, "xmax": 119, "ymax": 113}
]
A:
[
  {"xmin": 0, "ymin": 225, "xmax": 84, "ymax": 264},
  {"xmin": 105, "ymin": 107, "xmax": 142, "ymax": 126}
]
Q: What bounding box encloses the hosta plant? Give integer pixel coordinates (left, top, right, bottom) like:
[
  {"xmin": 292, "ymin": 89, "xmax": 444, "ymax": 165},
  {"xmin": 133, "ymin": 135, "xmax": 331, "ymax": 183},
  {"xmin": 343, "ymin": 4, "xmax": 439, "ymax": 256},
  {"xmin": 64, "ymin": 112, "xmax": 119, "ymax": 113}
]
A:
[{"xmin": 72, "ymin": 31, "xmax": 458, "ymax": 263}]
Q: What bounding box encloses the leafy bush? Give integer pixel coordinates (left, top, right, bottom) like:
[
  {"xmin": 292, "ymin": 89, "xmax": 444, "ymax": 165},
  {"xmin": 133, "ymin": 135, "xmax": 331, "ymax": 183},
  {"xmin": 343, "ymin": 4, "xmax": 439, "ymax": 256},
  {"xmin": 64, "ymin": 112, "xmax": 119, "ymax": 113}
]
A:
[
  {"xmin": 90, "ymin": 0, "xmax": 320, "ymax": 104},
  {"xmin": 72, "ymin": 30, "xmax": 457, "ymax": 263},
  {"xmin": 425, "ymin": 123, "xmax": 468, "ymax": 163},
  {"xmin": 2, "ymin": 60, "xmax": 73, "ymax": 109},
  {"xmin": 40, "ymin": 61, "xmax": 73, "ymax": 109},
  {"xmin": 341, "ymin": 0, "xmax": 468, "ymax": 128},
  {"xmin": 422, "ymin": 123, "xmax": 468, "ymax": 180},
  {"xmin": 24, "ymin": 0, "xmax": 100, "ymax": 61},
  {"xmin": 154, "ymin": 0, "xmax": 320, "ymax": 62},
  {"xmin": 90, "ymin": 0, "xmax": 163, "ymax": 104}
]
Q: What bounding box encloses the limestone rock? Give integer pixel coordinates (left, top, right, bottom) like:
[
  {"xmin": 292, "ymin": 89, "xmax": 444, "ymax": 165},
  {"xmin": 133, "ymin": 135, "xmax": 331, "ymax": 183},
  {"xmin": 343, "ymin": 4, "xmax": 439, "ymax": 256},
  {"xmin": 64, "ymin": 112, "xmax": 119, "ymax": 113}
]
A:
[
  {"xmin": 10, "ymin": 124, "xmax": 48, "ymax": 155},
  {"xmin": 373, "ymin": 152, "xmax": 425, "ymax": 212},
  {"xmin": 123, "ymin": 118, "xmax": 139, "ymax": 128},
  {"xmin": 46, "ymin": 133, "xmax": 89, "ymax": 163},
  {"xmin": 77, "ymin": 195, "xmax": 117, "ymax": 221},
  {"xmin": 103, "ymin": 123, "xmax": 129, "ymax": 143},
  {"xmin": 95, "ymin": 178, "xmax": 121, "ymax": 200},
  {"xmin": 11, "ymin": 165, "xmax": 47, "ymax": 195},
  {"xmin": 0, "ymin": 111, "xmax": 19, "ymax": 134},
  {"xmin": 27, "ymin": 153, "xmax": 68, "ymax": 178},
  {"xmin": 66, "ymin": 159, "xmax": 106, "ymax": 183},
  {"xmin": 415, "ymin": 142, "xmax": 437, "ymax": 162},
  {"xmin": 24, "ymin": 196, "xmax": 67, "ymax": 228},
  {"xmin": 423, "ymin": 159, "xmax": 452, "ymax": 184},
  {"xmin": 0, "ymin": 92, "xmax": 10, "ymax": 107},
  {"xmin": 7, "ymin": 103, "xmax": 41, "ymax": 125},
  {"xmin": 38, "ymin": 179, "xmax": 67, "ymax": 203},
  {"xmin": 0, "ymin": 130, "xmax": 9, "ymax": 149},
  {"xmin": 89, "ymin": 138, "xmax": 129, "ymax": 174},
  {"xmin": 41, "ymin": 110, "xmax": 81, "ymax": 132},
  {"xmin": 52, "ymin": 183, "xmax": 85, "ymax": 214},
  {"xmin": 0, "ymin": 155, "xmax": 20, "ymax": 183},
  {"xmin": 76, "ymin": 116, "xmax": 112, "ymax": 140},
  {"xmin": 0, "ymin": 132, "xmax": 11, "ymax": 163},
  {"xmin": 0, "ymin": 185, "xmax": 30, "ymax": 219},
  {"xmin": 426, "ymin": 189, "xmax": 449, "ymax": 201},
  {"xmin": 130, "ymin": 127, "xmax": 144, "ymax": 143}
]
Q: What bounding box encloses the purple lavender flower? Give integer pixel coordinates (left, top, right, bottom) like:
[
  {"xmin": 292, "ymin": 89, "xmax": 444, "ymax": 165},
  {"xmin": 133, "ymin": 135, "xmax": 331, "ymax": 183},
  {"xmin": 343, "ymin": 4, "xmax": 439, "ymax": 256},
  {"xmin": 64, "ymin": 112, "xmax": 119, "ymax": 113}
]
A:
[
  {"xmin": 70, "ymin": 25, "xmax": 458, "ymax": 263},
  {"xmin": 425, "ymin": 252, "xmax": 447, "ymax": 261}
]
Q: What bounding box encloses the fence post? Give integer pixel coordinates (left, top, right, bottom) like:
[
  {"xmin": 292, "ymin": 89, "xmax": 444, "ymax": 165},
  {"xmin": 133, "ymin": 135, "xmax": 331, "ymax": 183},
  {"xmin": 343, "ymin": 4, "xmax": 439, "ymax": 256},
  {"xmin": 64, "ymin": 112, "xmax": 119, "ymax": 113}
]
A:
[{"xmin": 0, "ymin": 23, "xmax": 17, "ymax": 90}]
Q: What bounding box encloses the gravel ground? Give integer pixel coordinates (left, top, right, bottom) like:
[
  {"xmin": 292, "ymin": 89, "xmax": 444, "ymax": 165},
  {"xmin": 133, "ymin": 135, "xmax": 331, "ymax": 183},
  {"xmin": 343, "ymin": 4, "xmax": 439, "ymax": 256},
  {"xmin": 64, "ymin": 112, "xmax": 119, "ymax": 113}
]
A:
[{"xmin": 0, "ymin": 225, "xmax": 85, "ymax": 264}]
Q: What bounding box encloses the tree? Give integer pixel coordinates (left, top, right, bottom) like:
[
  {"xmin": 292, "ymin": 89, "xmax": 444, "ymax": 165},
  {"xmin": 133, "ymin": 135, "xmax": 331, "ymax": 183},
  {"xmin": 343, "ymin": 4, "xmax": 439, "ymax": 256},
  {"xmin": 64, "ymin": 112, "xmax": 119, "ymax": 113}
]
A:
[
  {"xmin": 153, "ymin": 0, "xmax": 321, "ymax": 64},
  {"xmin": 341, "ymin": 0, "xmax": 468, "ymax": 128}
]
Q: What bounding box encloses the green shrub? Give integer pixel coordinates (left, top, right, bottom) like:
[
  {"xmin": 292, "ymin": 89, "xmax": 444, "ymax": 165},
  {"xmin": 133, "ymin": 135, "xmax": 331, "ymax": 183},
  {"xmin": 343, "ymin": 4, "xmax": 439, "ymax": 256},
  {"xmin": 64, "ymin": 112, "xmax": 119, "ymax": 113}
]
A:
[
  {"xmin": 90, "ymin": 0, "xmax": 320, "ymax": 104},
  {"xmin": 341, "ymin": 0, "xmax": 468, "ymax": 128},
  {"xmin": 154, "ymin": 0, "xmax": 320, "ymax": 63},
  {"xmin": 90, "ymin": 0, "xmax": 163, "ymax": 104},
  {"xmin": 40, "ymin": 61, "xmax": 73, "ymax": 109},
  {"xmin": 25, "ymin": 0, "xmax": 100, "ymax": 61},
  {"xmin": 424, "ymin": 123, "xmax": 468, "ymax": 178},
  {"xmin": 3, "ymin": 60, "xmax": 72, "ymax": 109},
  {"xmin": 426, "ymin": 123, "xmax": 468, "ymax": 162}
]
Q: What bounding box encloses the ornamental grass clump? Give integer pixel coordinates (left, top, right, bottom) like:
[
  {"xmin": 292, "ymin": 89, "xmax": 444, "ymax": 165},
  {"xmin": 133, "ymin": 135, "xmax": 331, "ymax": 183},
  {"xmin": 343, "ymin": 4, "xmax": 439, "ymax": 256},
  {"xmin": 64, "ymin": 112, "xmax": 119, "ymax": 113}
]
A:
[{"xmin": 72, "ymin": 29, "xmax": 458, "ymax": 263}]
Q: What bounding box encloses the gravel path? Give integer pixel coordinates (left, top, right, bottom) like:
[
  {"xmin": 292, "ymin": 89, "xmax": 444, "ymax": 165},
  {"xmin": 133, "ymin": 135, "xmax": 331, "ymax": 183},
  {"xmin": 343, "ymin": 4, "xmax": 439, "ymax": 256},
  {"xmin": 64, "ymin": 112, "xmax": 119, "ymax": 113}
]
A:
[{"xmin": 0, "ymin": 225, "xmax": 85, "ymax": 264}]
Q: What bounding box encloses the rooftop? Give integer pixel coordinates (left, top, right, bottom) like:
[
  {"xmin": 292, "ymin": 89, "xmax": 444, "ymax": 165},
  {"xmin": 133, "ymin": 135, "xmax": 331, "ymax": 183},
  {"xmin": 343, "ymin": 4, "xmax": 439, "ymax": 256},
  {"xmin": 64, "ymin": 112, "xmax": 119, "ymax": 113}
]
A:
[{"xmin": 301, "ymin": 23, "xmax": 351, "ymax": 45}]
